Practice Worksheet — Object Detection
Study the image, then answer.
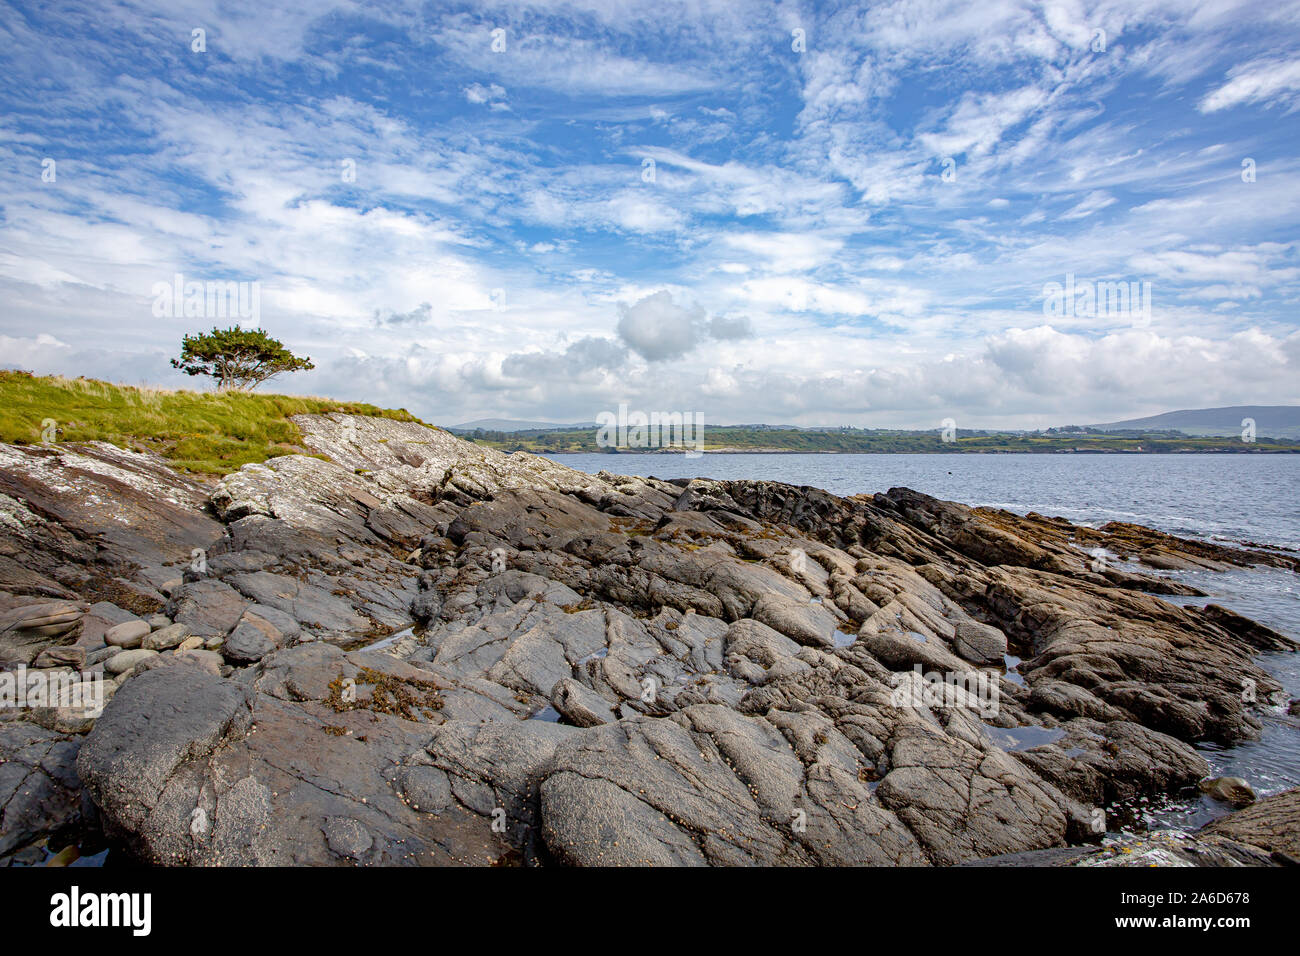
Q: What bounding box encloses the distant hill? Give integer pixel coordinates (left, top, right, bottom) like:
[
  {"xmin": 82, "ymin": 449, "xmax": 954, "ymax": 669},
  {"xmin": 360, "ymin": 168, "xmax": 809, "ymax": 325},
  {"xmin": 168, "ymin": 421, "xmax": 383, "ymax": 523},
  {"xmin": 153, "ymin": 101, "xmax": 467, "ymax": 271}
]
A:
[
  {"xmin": 446, "ymin": 418, "xmax": 594, "ymax": 433},
  {"xmin": 1089, "ymin": 406, "xmax": 1300, "ymax": 439}
]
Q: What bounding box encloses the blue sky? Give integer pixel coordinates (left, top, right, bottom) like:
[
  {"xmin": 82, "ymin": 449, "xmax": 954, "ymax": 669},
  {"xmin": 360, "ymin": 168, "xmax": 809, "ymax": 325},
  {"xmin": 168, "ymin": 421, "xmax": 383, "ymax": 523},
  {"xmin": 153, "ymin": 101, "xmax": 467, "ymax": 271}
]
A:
[{"xmin": 2, "ymin": 0, "xmax": 1299, "ymax": 428}]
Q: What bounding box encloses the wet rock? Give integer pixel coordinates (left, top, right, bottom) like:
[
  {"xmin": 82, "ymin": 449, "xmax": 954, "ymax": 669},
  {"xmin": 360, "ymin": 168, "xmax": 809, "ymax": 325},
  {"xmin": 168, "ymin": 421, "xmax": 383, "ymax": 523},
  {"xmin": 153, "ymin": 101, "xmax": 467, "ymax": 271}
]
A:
[
  {"xmin": 1202, "ymin": 787, "xmax": 1300, "ymax": 857},
  {"xmin": 1012, "ymin": 719, "xmax": 1207, "ymax": 805},
  {"xmin": 1198, "ymin": 775, "xmax": 1257, "ymax": 807},
  {"xmin": 0, "ymin": 722, "xmax": 89, "ymax": 863},
  {"xmin": 968, "ymin": 830, "xmax": 1280, "ymax": 867}
]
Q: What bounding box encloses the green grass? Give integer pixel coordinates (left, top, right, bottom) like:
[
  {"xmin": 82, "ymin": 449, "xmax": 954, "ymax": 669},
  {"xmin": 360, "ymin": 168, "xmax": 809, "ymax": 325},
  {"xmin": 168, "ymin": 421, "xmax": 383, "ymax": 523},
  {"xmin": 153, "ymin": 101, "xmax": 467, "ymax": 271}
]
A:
[{"xmin": 0, "ymin": 370, "xmax": 430, "ymax": 476}]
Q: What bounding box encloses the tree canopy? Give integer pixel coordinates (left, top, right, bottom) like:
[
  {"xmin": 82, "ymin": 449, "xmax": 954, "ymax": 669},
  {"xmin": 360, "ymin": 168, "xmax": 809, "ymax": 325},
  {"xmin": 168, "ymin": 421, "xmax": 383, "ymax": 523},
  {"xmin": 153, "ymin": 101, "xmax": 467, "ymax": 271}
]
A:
[{"xmin": 171, "ymin": 326, "xmax": 314, "ymax": 391}]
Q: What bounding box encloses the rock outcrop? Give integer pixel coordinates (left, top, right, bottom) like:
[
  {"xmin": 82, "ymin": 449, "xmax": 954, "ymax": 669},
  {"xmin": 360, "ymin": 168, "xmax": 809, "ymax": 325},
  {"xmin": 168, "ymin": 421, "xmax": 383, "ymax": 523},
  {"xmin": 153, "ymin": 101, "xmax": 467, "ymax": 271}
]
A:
[{"xmin": 2, "ymin": 414, "xmax": 1296, "ymax": 865}]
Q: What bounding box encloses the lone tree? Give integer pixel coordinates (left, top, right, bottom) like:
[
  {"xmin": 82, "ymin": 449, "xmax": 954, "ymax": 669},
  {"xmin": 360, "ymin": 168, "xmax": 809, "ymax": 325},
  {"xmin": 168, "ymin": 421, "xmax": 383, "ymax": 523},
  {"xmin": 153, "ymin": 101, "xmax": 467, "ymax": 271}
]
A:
[{"xmin": 171, "ymin": 326, "xmax": 314, "ymax": 391}]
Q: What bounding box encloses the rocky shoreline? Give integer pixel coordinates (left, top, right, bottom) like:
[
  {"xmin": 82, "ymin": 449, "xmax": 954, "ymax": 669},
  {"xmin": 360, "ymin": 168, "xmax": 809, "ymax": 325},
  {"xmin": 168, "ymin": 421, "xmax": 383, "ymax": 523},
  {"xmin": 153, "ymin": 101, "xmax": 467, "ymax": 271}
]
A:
[{"xmin": 1, "ymin": 415, "xmax": 1297, "ymax": 866}]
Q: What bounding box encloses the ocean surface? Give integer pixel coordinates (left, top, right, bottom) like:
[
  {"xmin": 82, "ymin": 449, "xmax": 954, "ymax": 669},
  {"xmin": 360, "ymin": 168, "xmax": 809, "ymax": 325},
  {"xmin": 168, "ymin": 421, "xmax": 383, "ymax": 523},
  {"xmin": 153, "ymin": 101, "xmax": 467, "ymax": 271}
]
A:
[{"xmin": 548, "ymin": 452, "xmax": 1300, "ymax": 830}]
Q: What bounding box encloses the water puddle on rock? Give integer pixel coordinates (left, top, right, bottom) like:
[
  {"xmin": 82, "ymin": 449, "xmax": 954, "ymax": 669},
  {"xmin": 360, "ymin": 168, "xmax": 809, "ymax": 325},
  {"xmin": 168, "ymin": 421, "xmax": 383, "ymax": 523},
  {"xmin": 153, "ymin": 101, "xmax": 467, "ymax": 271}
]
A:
[
  {"xmin": 905, "ymin": 630, "xmax": 928, "ymax": 643},
  {"xmin": 833, "ymin": 629, "xmax": 857, "ymax": 647},
  {"xmin": 1002, "ymin": 654, "xmax": 1025, "ymax": 687},
  {"xmin": 528, "ymin": 704, "xmax": 561, "ymax": 722},
  {"xmin": 981, "ymin": 723, "xmax": 1067, "ymax": 752},
  {"xmin": 14, "ymin": 844, "xmax": 112, "ymax": 869},
  {"xmin": 344, "ymin": 625, "xmax": 416, "ymax": 652}
]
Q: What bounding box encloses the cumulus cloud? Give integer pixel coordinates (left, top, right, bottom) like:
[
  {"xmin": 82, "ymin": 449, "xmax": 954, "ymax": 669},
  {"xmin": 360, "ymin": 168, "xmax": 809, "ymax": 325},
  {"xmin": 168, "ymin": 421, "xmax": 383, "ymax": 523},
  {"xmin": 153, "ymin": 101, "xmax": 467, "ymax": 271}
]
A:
[
  {"xmin": 616, "ymin": 292, "xmax": 706, "ymax": 360},
  {"xmin": 502, "ymin": 336, "xmax": 627, "ymax": 381},
  {"xmin": 615, "ymin": 291, "xmax": 753, "ymax": 361}
]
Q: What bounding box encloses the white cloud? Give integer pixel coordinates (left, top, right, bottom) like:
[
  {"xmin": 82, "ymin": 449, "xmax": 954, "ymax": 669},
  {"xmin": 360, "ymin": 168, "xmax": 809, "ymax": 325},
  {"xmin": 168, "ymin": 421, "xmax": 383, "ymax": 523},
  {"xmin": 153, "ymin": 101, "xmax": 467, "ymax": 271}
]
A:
[{"xmin": 1199, "ymin": 58, "xmax": 1300, "ymax": 113}]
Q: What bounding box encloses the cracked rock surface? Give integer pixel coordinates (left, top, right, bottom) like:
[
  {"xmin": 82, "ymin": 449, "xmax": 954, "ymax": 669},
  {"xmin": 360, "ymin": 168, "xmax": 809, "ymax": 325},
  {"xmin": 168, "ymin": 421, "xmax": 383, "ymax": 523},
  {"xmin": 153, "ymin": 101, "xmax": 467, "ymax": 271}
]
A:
[{"xmin": 3, "ymin": 414, "xmax": 1297, "ymax": 865}]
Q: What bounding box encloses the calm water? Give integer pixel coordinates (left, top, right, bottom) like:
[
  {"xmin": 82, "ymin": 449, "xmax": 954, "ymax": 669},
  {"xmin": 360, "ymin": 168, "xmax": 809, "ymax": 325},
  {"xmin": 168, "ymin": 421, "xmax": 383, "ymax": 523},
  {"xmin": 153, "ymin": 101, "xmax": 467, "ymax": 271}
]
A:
[
  {"xmin": 550, "ymin": 452, "xmax": 1300, "ymax": 551},
  {"xmin": 550, "ymin": 452, "xmax": 1300, "ymax": 827}
]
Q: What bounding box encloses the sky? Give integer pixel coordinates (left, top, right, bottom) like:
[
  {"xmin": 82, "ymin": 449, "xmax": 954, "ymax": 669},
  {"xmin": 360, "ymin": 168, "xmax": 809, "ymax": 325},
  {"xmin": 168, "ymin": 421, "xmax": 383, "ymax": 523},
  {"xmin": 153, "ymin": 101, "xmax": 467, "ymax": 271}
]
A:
[{"xmin": 1, "ymin": 0, "xmax": 1299, "ymax": 430}]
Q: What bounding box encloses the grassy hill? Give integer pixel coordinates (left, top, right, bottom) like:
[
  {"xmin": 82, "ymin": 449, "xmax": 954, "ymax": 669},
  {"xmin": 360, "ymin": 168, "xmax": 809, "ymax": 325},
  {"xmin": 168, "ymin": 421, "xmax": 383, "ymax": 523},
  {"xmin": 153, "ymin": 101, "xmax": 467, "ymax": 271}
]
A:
[
  {"xmin": 1089, "ymin": 405, "xmax": 1300, "ymax": 440},
  {"xmin": 0, "ymin": 370, "xmax": 428, "ymax": 476}
]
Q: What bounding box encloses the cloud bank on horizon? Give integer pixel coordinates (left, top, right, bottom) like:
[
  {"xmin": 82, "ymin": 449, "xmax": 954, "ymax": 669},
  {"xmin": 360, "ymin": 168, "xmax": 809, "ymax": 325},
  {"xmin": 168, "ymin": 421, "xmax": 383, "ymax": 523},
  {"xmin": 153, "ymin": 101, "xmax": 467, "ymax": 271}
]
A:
[{"xmin": 1, "ymin": 0, "xmax": 1298, "ymax": 429}]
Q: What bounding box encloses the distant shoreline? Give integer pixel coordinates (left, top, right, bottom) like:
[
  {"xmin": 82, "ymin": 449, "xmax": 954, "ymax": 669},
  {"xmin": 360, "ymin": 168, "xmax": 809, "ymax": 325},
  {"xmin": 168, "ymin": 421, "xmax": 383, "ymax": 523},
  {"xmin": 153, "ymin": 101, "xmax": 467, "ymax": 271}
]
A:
[{"xmin": 538, "ymin": 447, "xmax": 1300, "ymax": 455}]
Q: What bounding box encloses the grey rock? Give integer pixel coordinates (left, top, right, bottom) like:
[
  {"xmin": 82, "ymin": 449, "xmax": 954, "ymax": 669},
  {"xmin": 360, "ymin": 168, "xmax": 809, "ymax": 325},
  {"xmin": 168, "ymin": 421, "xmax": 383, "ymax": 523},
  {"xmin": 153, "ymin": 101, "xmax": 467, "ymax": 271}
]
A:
[
  {"xmin": 10, "ymin": 413, "xmax": 1297, "ymax": 869},
  {"xmin": 323, "ymin": 816, "xmax": 372, "ymax": 860},
  {"xmin": 1202, "ymin": 787, "xmax": 1300, "ymax": 856},
  {"xmin": 80, "ymin": 603, "xmax": 140, "ymax": 646},
  {"xmin": 241, "ymin": 604, "xmax": 300, "ymax": 640},
  {"xmin": 142, "ymin": 623, "xmax": 191, "ymax": 652},
  {"xmin": 953, "ymin": 620, "xmax": 1008, "ymax": 664},
  {"xmin": 105, "ymin": 619, "xmax": 150, "ymax": 649},
  {"xmin": 136, "ymin": 648, "xmax": 224, "ymax": 677},
  {"xmin": 77, "ymin": 666, "xmax": 252, "ymax": 856},
  {"xmin": 0, "ymin": 600, "xmax": 83, "ymax": 664},
  {"xmin": 171, "ymin": 579, "xmax": 248, "ymax": 638},
  {"xmin": 551, "ymin": 677, "xmax": 614, "ymax": 727},
  {"xmin": 32, "ymin": 645, "xmax": 87, "ymax": 669},
  {"xmin": 77, "ymin": 645, "xmax": 507, "ymax": 865},
  {"xmin": 395, "ymin": 765, "xmax": 454, "ymax": 814},
  {"xmin": 225, "ymin": 571, "xmax": 369, "ymax": 634},
  {"xmin": 103, "ymin": 648, "xmax": 158, "ymax": 675},
  {"xmin": 0, "ymin": 721, "xmax": 87, "ymax": 862},
  {"xmin": 221, "ymin": 621, "xmax": 277, "ymax": 664}
]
